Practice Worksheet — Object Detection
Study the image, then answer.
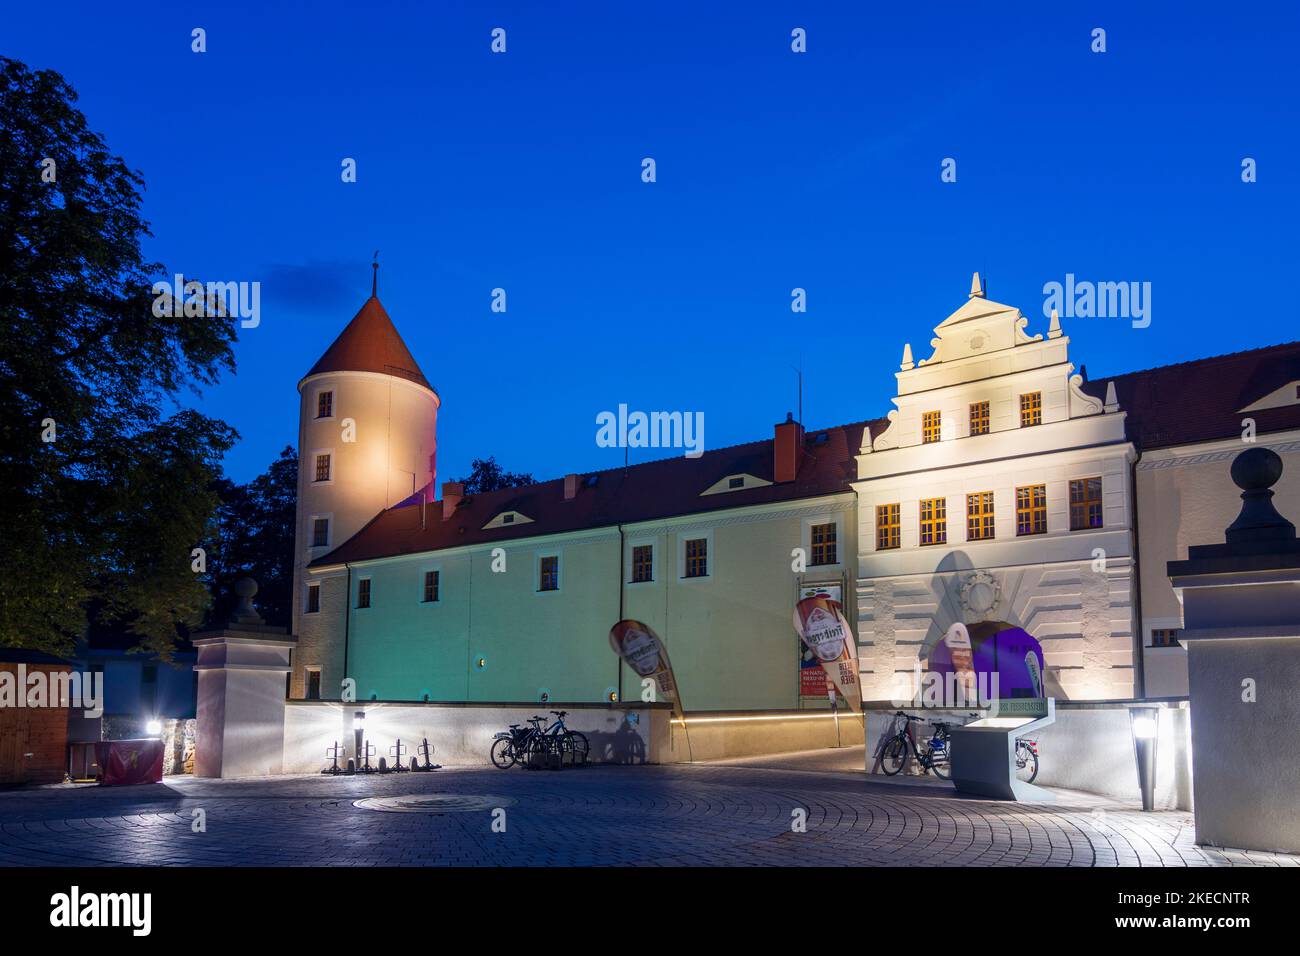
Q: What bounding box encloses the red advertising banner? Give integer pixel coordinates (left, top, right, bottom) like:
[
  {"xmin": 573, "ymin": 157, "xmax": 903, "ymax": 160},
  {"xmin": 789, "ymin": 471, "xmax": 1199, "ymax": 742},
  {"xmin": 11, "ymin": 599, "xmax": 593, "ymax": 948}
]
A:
[
  {"xmin": 793, "ymin": 595, "xmax": 862, "ymax": 712},
  {"xmin": 94, "ymin": 739, "xmax": 164, "ymax": 786},
  {"xmin": 609, "ymin": 619, "xmax": 684, "ymax": 717}
]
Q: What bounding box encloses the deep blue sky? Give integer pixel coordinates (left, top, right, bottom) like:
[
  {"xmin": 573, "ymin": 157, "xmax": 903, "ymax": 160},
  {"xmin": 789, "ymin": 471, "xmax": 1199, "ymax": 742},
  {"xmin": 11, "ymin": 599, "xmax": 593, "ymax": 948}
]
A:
[{"xmin": 10, "ymin": 2, "xmax": 1298, "ymax": 483}]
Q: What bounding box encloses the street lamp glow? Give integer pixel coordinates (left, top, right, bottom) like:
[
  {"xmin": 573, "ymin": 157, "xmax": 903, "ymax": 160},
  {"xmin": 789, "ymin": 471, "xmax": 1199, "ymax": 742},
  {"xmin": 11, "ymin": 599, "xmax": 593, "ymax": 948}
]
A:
[{"xmin": 1132, "ymin": 716, "xmax": 1158, "ymax": 740}]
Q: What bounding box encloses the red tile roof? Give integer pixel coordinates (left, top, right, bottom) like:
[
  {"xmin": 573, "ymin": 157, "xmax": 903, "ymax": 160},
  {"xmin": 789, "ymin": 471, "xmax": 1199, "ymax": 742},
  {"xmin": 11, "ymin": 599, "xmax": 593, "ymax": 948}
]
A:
[
  {"xmin": 311, "ymin": 419, "xmax": 883, "ymax": 566},
  {"xmin": 312, "ymin": 341, "xmax": 1300, "ymax": 567},
  {"xmin": 303, "ymin": 296, "xmax": 433, "ymax": 392},
  {"xmin": 1081, "ymin": 341, "xmax": 1300, "ymax": 450}
]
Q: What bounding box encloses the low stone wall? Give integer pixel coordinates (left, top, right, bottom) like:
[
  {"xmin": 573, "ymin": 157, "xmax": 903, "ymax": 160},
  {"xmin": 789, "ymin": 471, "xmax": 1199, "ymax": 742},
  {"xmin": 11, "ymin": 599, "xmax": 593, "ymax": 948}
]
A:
[
  {"xmin": 659, "ymin": 710, "xmax": 863, "ymax": 763},
  {"xmin": 283, "ymin": 700, "xmax": 672, "ymax": 773},
  {"xmin": 860, "ymin": 700, "xmax": 1193, "ymax": 810}
]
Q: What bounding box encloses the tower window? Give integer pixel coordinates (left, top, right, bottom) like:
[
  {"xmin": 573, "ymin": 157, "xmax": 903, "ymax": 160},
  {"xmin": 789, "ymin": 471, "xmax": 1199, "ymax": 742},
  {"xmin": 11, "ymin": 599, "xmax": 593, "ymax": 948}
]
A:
[
  {"xmin": 1069, "ymin": 477, "xmax": 1104, "ymax": 530},
  {"xmin": 314, "ymin": 453, "xmax": 331, "ymax": 482},
  {"xmin": 1020, "ymin": 392, "xmax": 1043, "ymax": 427},
  {"xmin": 876, "ymin": 504, "xmax": 901, "ymax": 550},
  {"xmin": 810, "ymin": 522, "xmax": 837, "ymax": 566},
  {"xmin": 969, "ymin": 401, "xmax": 990, "ymax": 436},
  {"xmin": 306, "ymin": 583, "xmax": 321, "ymax": 613},
  {"xmin": 631, "ymin": 545, "xmax": 654, "ymax": 583},
  {"xmin": 357, "ymin": 578, "xmax": 371, "ymax": 609},
  {"xmin": 317, "ymin": 391, "xmax": 333, "ymax": 419},
  {"xmin": 538, "ymin": 555, "xmax": 560, "ymax": 592},
  {"xmin": 922, "ymin": 410, "xmax": 941, "ymax": 444},
  {"xmin": 305, "ymin": 669, "xmax": 322, "ymax": 700},
  {"xmin": 919, "ymin": 497, "xmax": 947, "ymax": 546},
  {"xmin": 422, "ymin": 570, "xmax": 440, "ymax": 603},
  {"xmin": 312, "ymin": 517, "xmax": 330, "ymax": 548},
  {"xmin": 1016, "ymin": 484, "xmax": 1048, "ymax": 536},
  {"xmin": 966, "ymin": 491, "xmax": 995, "ymax": 541}
]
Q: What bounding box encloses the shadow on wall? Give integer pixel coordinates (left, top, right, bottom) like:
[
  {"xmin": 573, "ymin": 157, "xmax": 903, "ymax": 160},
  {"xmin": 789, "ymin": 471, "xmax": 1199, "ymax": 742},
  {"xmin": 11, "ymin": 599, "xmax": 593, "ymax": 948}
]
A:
[
  {"xmin": 921, "ymin": 549, "xmax": 1074, "ymax": 701},
  {"xmin": 585, "ymin": 718, "xmax": 649, "ymax": 765}
]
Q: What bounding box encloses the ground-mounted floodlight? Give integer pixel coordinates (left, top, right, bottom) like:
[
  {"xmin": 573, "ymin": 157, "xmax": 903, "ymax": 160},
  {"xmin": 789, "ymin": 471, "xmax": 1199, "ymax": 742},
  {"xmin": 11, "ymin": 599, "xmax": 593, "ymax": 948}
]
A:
[
  {"xmin": 145, "ymin": 719, "xmax": 163, "ymax": 736},
  {"xmin": 1130, "ymin": 706, "xmax": 1159, "ymax": 811}
]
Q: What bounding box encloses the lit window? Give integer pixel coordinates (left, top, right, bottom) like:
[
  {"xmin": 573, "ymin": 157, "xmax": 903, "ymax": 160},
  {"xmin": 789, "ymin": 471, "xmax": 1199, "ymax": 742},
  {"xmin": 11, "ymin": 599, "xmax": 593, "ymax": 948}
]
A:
[
  {"xmin": 1020, "ymin": 392, "xmax": 1042, "ymax": 427},
  {"xmin": 306, "ymin": 583, "xmax": 320, "ymax": 614},
  {"xmin": 538, "ymin": 555, "xmax": 559, "ymax": 592},
  {"xmin": 312, "ymin": 517, "xmax": 329, "ymax": 548},
  {"xmin": 684, "ymin": 538, "xmax": 708, "ymax": 578},
  {"xmin": 1016, "ymin": 484, "xmax": 1048, "ymax": 536},
  {"xmin": 1151, "ymin": 628, "xmax": 1182, "ymax": 648},
  {"xmin": 876, "ymin": 504, "xmax": 901, "ymax": 550},
  {"xmin": 357, "ymin": 578, "xmax": 371, "ymax": 609},
  {"xmin": 919, "ymin": 497, "xmax": 947, "ymax": 546},
  {"xmin": 317, "ymin": 391, "xmax": 333, "ymax": 419},
  {"xmin": 1069, "ymin": 477, "xmax": 1103, "ymax": 531},
  {"xmin": 422, "ymin": 570, "xmax": 439, "ymax": 603},
  {"xmin": 810, "ymin": 522, "xmax": 837, "ymax": 566},
  {"xmin": 922, "ymin": 410, "xmax": 941, "ymax": 444},
  {"xmin": 966, "ymin": 492, "xmax": 995, "ymax": 541},
  {"xmin": 969, "ymin": 401, "xmax": 990, "ymax": 436},
  {"xmin": 631, "ymin": 545, "xmax": 653, "ymax": 583},
  {"xmin": 314, "ymin": 453, "xmax": 331, "ymax": 482}
]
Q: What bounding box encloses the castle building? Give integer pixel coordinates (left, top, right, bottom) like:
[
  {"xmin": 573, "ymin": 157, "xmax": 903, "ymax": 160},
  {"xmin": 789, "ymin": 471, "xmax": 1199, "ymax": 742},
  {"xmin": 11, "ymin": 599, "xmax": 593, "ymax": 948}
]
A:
[{"xmin": 290, "ymin": 274, "xmax": 1300, "ymax": 708}]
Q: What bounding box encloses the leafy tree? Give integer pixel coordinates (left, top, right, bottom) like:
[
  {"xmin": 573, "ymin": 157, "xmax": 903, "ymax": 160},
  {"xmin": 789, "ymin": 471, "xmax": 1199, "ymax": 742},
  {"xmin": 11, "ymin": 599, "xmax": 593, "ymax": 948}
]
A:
[
  {"xmin": 453, "ymin": 456, "xmax": 535, "ymax": 495},
  {"xmin": 207, "ymin": 447, "xmax": 298, "ymax": 628},
  {"xmin": 0, "ymin": 58, "xmax": 238, "ymax": 657}
]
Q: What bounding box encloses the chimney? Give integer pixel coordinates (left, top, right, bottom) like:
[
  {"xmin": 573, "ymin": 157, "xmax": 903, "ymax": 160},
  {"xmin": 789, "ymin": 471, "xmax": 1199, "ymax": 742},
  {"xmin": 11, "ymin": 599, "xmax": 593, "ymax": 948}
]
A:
[
  {"xmin": 441, "ymin": 481, "xmax": 465, "ymax": 520},
  {"xmin": 774, "ymin": 413, "xmax": 804, "ymax": 484},
  {"xmin": 563, "ymin": 474, "xmax": 579, "ymax": 501}
]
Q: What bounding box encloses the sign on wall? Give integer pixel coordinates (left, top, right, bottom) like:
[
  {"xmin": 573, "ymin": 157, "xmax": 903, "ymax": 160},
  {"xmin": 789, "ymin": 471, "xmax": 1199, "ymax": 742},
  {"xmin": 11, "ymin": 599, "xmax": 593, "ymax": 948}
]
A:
[{"xmin": 793, "ymin": 592, "xmax": 861, "ymax": 712}]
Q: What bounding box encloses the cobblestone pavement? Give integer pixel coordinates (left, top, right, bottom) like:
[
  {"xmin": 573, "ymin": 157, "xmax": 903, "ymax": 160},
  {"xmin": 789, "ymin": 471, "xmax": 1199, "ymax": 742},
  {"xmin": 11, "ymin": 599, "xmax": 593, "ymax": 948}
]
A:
[{"xmin": 1, "ymin": 758, "xmax": 1296, "ymax": 867}]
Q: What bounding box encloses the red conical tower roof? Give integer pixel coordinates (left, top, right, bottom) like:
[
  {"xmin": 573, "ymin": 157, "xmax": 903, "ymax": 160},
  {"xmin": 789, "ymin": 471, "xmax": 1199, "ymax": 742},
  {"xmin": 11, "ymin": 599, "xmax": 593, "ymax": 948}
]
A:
[{"xmin": 305, "ymin": 294, "xmax": 433, "ymax": 392}]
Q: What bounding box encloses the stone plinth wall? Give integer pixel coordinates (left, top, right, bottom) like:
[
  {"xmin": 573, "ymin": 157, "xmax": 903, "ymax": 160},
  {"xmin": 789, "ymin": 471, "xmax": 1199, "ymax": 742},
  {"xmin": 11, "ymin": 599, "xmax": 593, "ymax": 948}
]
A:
[
  {"xmin": 860, "ymin": 700, "xmax": 1192, "ymax": 810},
  {"xmin": 283, "ymin": 700, "xmax": 672, "ymax": 773},
  {"xmin": 658, "ymin": 710, "xmax": 863, "ymax": 763}
]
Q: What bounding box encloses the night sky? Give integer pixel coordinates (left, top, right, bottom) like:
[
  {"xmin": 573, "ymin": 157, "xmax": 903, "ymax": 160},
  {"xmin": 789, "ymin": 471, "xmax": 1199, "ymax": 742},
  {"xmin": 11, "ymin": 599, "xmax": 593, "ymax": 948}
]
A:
[{"xmin": 9, "ymin": 1, "xmax": 1297, "ymax": 483}]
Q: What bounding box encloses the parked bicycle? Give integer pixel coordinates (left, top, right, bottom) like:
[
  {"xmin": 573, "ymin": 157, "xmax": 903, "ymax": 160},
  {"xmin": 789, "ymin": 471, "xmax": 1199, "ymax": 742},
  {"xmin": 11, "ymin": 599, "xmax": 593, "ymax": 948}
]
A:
[
  {"xmin": 489, "ymin": 711, "xmax": 589, "ymax": 769},
  {"xmin": 878, "ymin": 711, "xmax": 953, "ymax": 780},
  {"xmin": 1014, "ymin": 736, "xmax": 1039, "ymax": 783}
]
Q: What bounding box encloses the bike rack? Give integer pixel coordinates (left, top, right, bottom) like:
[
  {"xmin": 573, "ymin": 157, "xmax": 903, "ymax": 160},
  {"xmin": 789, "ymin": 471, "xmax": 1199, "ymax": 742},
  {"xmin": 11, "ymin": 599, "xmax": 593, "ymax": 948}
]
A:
[
  {"xmin": 321, "ymin": 741, "xmax": 345, "ymax": 775},
  {"xmin": 949, "ymin": 698, "xmax": 1056, "ymax": 802}
]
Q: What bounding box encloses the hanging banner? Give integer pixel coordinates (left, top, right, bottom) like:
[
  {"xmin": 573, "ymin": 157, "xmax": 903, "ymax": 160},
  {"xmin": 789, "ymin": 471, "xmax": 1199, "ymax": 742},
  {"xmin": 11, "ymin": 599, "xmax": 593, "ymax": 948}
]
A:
[
  {"xmin": 609, "ymin": 619, "xmax": 684, "ymax": 717},
  {"xmin": 793, "ymin": 595, "xmax": 861, "ymax": 712},
  {"xmin": 798, "ymin": 583, "xmax": 841, "ymax": 700}
]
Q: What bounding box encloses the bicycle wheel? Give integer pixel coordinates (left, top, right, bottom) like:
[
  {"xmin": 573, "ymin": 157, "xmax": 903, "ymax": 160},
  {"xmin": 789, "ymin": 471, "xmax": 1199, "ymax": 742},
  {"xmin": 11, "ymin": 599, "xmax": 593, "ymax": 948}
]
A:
[
  {"xmin": 563, "ymin": 731, "xmax": 589, "ymax": 765},
  {"xmin": 880, "ymin": 736, "xmax": 908, "ymax": 775},
  {"xmin": 490, "ymin": 737, "xmax": 516, "ymax": 769},
  {"xmin": 1014, "ymin": 745, "xmax": 1039, "ymax": 784},
  {"xmin": 930, "ymin": 742, "xmax": 952, "ymax": 780}
]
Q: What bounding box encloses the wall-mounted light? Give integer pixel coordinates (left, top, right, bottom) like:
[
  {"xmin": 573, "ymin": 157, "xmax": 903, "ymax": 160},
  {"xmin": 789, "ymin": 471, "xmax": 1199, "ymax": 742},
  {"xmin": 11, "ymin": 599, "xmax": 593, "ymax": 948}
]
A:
[{"xmin": 1130, "ymin": 705, "xmax": 1159, "ymax": 811}]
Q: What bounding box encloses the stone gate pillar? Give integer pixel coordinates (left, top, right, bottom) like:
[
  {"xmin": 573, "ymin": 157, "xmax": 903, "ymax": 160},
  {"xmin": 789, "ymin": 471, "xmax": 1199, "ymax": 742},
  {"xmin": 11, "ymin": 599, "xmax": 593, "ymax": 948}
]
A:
[
  {"xmin": 192, "ymin": 579, "xmax": 296, "ymax": 778},
  {"xmin": 1168, "ymin": 447, "xmax": 1300, "ymax": 854}
]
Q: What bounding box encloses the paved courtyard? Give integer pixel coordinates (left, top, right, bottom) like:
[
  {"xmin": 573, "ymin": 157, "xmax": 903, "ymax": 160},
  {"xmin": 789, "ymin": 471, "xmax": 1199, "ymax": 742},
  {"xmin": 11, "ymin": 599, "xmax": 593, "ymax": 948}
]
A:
[{"xmin": 1, "ymin": 751, "xmax": 1296, "ymax": 867}]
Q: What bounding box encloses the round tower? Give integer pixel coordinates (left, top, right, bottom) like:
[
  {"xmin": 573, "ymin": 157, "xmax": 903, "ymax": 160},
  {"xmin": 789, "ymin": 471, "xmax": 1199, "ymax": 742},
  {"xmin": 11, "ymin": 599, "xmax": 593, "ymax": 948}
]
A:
[{"xmin": 291, "ymin": 268, "xmax": 439, "ymax": 692}]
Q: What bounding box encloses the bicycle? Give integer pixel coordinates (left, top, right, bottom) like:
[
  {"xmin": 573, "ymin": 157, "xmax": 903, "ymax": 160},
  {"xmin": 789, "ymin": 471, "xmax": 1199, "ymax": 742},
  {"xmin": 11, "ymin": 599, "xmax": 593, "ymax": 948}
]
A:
[
  {"xmin": 541, "ymin": 710, "xmax": 589, "ymax": 766},
  {"xmin": 878, "ymin": 711, "xmax": 953, "ymax": 780},
  {"xmin": 1014, "ymin": 736, "xmax": 1039, "ymax": 783}
]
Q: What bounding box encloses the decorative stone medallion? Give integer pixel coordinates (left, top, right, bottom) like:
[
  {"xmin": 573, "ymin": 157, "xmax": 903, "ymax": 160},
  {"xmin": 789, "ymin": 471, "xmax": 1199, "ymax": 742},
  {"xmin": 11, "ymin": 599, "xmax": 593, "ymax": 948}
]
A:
[{"xmin": 960, "ymin": 570, "xmax": 1001, "ymax": 619}]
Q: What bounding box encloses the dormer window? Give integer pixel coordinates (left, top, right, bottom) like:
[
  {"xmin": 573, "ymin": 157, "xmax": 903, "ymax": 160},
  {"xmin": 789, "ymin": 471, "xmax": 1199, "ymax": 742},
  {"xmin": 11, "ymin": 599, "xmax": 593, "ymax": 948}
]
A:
[
  {"xmin": 728, "ymin": 477, "xmax": 744, "ymax": 489},
  {"xmin": 700, "ymin": 473, "xmax": 772, "ymax": 496},
  {"xmin": 503, "ymin": 514, "xmax": 514, "ymax": 524},
  {"xmin": 483, "ymin": 510, "xmax": 534, "ymax": 530}
]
